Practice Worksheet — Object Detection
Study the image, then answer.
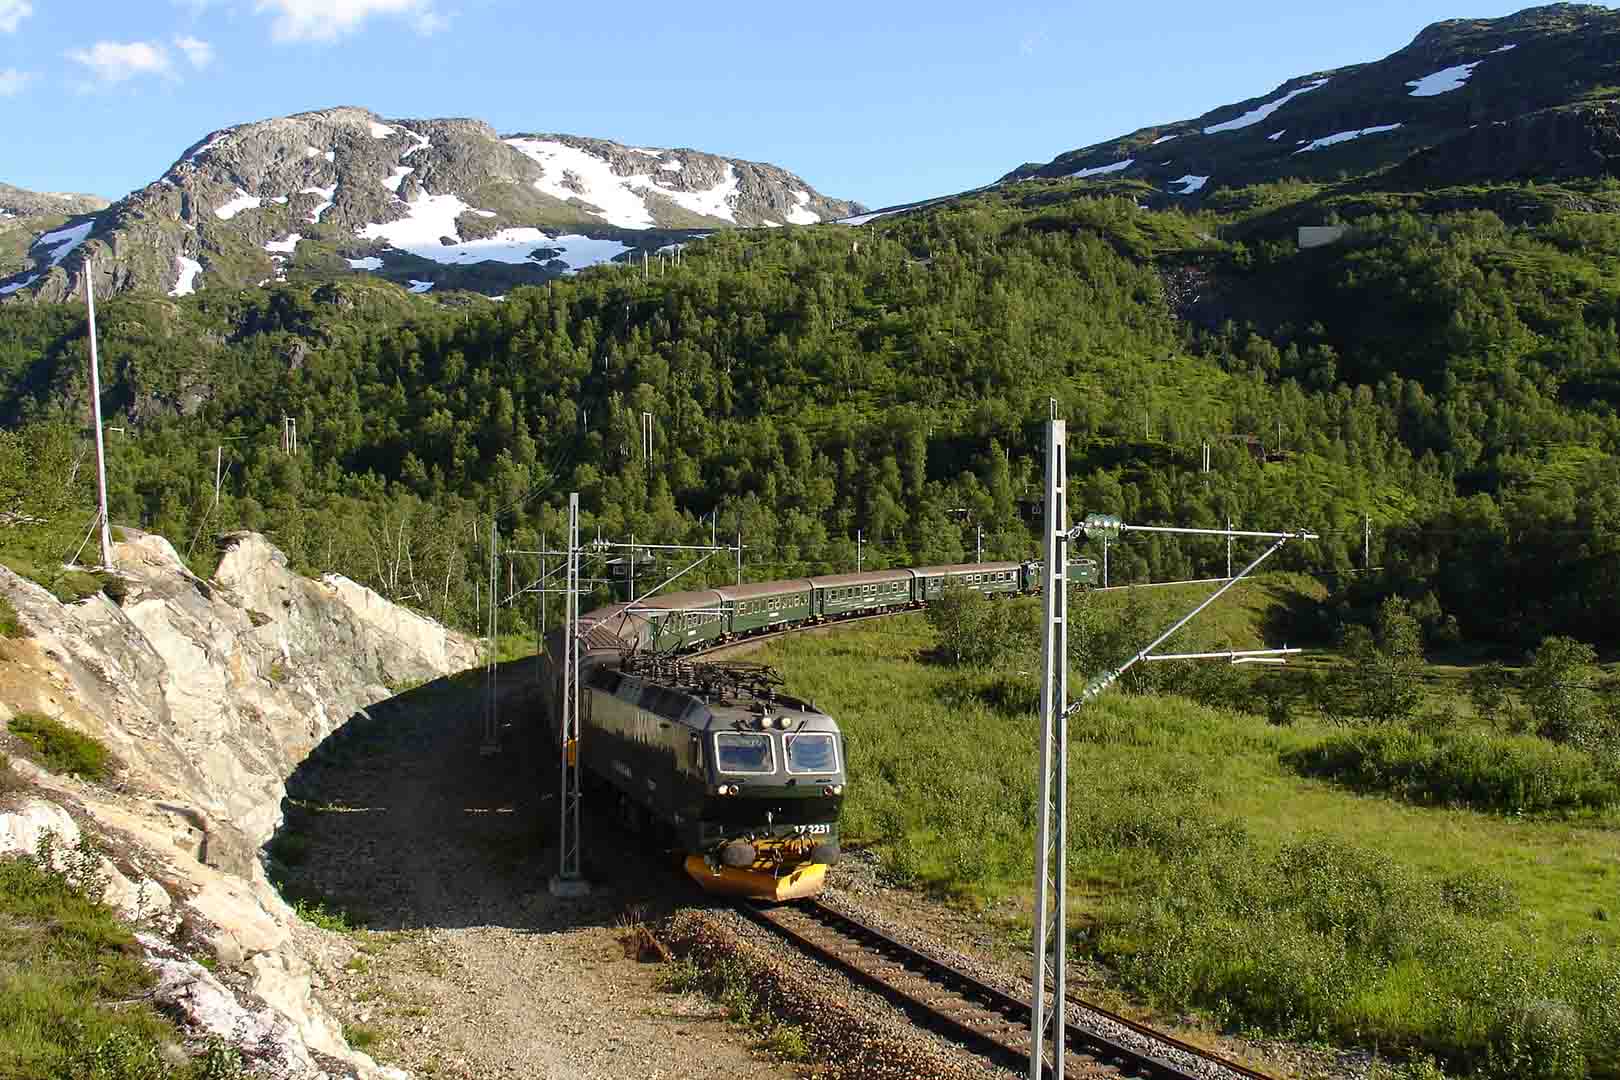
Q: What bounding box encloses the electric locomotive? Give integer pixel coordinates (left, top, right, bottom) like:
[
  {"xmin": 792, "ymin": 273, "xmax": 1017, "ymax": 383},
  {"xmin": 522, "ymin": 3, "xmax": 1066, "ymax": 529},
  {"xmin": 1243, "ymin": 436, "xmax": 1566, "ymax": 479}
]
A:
[{"xmin": 538, "ymin": 595, "xmax": 845, "ymax": 902}]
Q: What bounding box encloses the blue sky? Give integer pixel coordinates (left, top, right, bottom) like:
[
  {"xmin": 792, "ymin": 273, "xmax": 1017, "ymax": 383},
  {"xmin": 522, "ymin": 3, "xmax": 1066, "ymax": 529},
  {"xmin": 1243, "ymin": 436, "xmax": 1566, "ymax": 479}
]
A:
[{"xmin": 1, "ymin": 0, "xmax": 1552, "ymax": 209}]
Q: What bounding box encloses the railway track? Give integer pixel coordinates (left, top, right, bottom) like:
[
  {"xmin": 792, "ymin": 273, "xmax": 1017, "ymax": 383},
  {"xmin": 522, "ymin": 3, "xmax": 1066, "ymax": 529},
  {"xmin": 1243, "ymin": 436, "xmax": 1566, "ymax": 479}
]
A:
[{"xmin": 737, "ymin": 897, "xmax": 1276, "ymax": 1080}]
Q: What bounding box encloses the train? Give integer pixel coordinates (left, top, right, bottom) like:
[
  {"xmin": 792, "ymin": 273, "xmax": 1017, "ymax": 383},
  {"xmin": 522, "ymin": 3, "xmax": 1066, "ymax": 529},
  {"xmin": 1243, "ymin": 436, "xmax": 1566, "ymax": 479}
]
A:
[{"xmin": 536, "ymin": 555, "xmax": 1097, "ymax": 901}]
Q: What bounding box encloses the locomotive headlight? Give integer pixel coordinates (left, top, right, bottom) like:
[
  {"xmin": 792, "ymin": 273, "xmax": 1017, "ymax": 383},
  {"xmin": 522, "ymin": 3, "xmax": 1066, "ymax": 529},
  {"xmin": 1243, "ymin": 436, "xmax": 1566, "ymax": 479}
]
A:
[{"xmin": 823, "ymin": 784, "xmax": 843, "ymax": 796}]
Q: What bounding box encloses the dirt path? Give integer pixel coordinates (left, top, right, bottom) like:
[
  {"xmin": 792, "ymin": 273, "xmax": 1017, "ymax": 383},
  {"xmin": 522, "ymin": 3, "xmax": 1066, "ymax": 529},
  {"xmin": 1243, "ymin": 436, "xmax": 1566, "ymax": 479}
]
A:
[{"xmin": 276, "ymin": 667, "xmax": 798, "ymax": 1080}]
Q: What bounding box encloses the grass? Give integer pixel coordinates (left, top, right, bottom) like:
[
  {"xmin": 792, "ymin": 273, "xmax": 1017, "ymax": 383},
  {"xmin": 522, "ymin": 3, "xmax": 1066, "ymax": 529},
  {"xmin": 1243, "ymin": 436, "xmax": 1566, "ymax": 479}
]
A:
[
  {"xmin": 0, "ymin": 595, "xmax": 20, "ymax": 638},
  {"xmin": 0, "ymin": 834, "xmax": 242, "ymax": 1079},
  {"xmin": 341, "ymin": 1023, "xmax": 380, "ymax": 1051},
  {"xmin": 1287, "ymin": 727, "xmax": 1620, "ymax": 814},
  {"xmin": 6, "ymin": 713, "xmax": 114, "ymax": 782},
  {"xmin": 753, "ymin": 610, "xmax": 1620, "ymax": 1079}
]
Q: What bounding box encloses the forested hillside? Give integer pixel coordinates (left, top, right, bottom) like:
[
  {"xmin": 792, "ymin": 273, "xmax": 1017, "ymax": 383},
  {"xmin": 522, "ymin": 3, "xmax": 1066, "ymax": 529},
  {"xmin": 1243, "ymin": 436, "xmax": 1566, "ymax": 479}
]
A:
[{"xmin": 1, "ymin": 174, "xmax": 1617, "ymax": 649}]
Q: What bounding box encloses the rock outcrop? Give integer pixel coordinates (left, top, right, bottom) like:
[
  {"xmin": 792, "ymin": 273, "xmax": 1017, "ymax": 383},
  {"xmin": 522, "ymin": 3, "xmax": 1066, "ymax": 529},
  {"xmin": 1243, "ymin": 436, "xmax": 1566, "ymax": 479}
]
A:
[{"xmin": 0, "ymin": 529, "xmax": 478, "ymax": 1078}]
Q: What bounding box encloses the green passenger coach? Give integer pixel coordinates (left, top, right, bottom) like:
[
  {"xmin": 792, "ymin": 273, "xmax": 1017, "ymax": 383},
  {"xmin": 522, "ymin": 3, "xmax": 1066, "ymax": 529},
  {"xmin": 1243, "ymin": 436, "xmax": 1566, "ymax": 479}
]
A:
[{"xmin": 716, "ymin": 580, "xmax": 814, "ymax": 634}]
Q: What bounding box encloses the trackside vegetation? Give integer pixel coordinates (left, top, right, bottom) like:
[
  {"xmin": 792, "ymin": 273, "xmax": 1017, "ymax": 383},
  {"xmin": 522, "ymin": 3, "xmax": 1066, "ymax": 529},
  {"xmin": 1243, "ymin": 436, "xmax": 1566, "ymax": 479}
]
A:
[
  {"xmin": 758, "ymin": 600, "xmax": 1620, "ymax": 1080},
  {"xmin": 0, "ymin": 833, "xmax": 243, "ymax": 1079}
]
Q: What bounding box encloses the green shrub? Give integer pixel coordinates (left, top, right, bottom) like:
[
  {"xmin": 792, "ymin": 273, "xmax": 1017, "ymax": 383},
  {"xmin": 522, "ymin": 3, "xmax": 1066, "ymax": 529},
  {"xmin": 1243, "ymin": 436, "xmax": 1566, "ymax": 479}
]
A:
[
  {"xmin": 1284, "ymin": 727, "xmax": 1619, "ymax": 814},
  {"xmin": 291, "ymin": 897, "xmax": 355, "ymax": 933},
  {"xmin": 8, "ymin": 712, "xmax": 115, "ymax": 782},
  {"xmin": 0, "ymin": 593, "xmax": 21, "ymax": 637}
]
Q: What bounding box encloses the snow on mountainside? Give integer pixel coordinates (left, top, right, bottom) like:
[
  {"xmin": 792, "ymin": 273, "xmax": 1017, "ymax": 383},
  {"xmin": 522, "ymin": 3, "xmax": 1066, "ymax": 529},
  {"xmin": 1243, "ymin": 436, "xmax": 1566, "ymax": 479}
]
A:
[
  {"xmin": 0, "ymin": 183, "xmax": 110, "ymax": 288},
  {"xmin": 999, "ymin": 4, "xmax": 1620, "ymax": 202},
  {"xmin": 0, "ymin": 107, "xmax": 864, "ymax": 303}
]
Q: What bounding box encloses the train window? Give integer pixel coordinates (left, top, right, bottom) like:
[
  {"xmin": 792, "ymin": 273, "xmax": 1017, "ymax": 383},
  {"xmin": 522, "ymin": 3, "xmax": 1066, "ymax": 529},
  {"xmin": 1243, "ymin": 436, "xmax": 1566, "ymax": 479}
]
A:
[
  {"xmin": 715, "ymin": 733, "xmax": 775, "ymax": 774},
  {"xmin": 785, "ymin": 733, "xmax": 838, "ymax": 774}
]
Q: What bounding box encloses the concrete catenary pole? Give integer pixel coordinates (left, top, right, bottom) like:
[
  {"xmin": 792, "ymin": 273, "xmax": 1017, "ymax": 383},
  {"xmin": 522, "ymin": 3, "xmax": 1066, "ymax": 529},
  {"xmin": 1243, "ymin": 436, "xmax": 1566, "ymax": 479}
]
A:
[{"xmin": 83, "ymin": 260, "xmax": 113, "ymax": 569}]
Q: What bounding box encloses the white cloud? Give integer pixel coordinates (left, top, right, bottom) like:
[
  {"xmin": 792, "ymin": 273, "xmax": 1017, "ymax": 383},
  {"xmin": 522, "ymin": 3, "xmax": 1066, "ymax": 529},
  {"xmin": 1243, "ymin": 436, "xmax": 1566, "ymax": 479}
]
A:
[
  {"xmin": 255, "ymin": 0, "xmax": 447, "ymax": 41},
  {"xmin": 66, "ymin": 40, "xmax": 177, "ymax": 84},
  {"xmin": 0, "ymin": 0, "xmax": 32, "ymax": 34},
  {"xmin": 174, "ymin": 35, "xmax": 214, "ymax": 68},
  {"xmin": 0, "ymin": 67, "xmax": 30, "ymax": 95}
]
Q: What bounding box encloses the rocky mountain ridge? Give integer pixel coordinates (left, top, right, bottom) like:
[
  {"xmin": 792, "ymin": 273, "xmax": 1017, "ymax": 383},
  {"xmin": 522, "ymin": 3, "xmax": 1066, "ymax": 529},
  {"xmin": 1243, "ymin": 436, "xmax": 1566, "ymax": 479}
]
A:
[
  {"xmin": 1001, "ymin": 4, "xmax": 1620, "ymax": 201},
  {"xmin": 0, "ymin": 183, "xmax": 111, "ymax": 288},
  {"xmin": 0, "ymin": 106, "xmax": 864, "ymax": 302}
]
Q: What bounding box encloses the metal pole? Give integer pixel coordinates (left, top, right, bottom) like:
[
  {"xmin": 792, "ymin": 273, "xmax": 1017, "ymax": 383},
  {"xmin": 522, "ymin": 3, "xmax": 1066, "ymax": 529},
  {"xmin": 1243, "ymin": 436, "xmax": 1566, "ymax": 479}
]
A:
[
  {"xmin": 214, "ymin": 447, "xmax": 223, "ymax": 512},
  {"xmin": 629, "ymin": 533, "xmax": 635, "ymax": 602},
  {"xmin": 481, "ymin": 520, "xmax": 500, "ymax": 755},
  {"xmin": 857, "ymin": 529, "xmax": 863, "ymax": 573},
  {"xmin": 551, "ymin": 493, "xmax": 589, "ymax": 896},
  {"xmin": 1226, "ymin": 516, "xmax": 1232, "ymax": 579},
  {"xmin": 976, "ymin": 523, "xmax": 983, "ymax": 564},
  {"xmin": 1102, "ymin": 536, "xmax": 1109, "ymax": 588},
  {"xmin": 84, "ymin": 260, "xmax": 113, "ymax": 569},
  {"xmin": 1030, "ymin": 409, "xmax": 1068, "ymax": 1080},
  {"xmin": 1364, "ymin": 514, "xmax": 1371, "ymax": 570},
  {"xmin": 735, "ymin": 529, "xmax": 742, "ymax": 585}
]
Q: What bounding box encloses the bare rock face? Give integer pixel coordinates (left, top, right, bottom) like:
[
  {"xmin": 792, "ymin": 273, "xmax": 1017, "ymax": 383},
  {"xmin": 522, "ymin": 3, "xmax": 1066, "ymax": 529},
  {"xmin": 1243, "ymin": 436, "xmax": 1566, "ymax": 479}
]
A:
[
  {"xmin": 0, "ymin": 528, "xmax": 476, "ymax": 1078},
  {"xmin": 2, "ymin": 106, "xmax": 864, "ymax": 301}
]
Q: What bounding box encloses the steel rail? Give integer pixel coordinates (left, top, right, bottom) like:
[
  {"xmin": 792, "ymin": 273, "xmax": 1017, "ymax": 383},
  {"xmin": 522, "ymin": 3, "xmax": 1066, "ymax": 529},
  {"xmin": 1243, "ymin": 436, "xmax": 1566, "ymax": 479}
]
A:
[{"xmin": 737, "ymin": 898, "xmax": 1277, "ymax": 1080}]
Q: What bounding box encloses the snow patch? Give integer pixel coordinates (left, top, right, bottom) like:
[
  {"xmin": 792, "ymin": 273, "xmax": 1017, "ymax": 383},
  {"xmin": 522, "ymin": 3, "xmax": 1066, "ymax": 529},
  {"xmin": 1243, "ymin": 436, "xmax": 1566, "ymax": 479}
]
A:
[
  {"xmin": 1151, "ymin": 134, "xmax": 1178, "ymax": 145},
  {"xmin": 324, "ymin": 150, "xmax": 335, "ymax": 163},
  {"xmin": 1407, "ymin": 61, "xmax": 1481, "ymax": 97},
  {"xmin": 304, "ymin": 146, "xmax": 322, "ymax": 158},
  {"xmin": 654, "ymin": 163, "xmax": 740, "ymax": 222},
  {"xmin": 506, "ymin": 137, "xmax": 657, "ymax": 228},
  {"xmin": 1203, "ymin": 78, "xmax": 1329, "ymax": 134},
  {"xmin": 270, "ymin": 195, "xmax": 289, "ymax": 205},
  {"xmin": 408, "ymin": 280, "xmax": 434, "ymax": 293},
  {"xmin": 1493, "ymin": 42, "xmax": 1517, "ymax": 53},
  {"xmin": 384, "ymin": 166, "xmax": 414, "ymax": 193},
  {"xmin": 185, "ymin": 132, "xmax": 229, "ymax": 162},
  {"xmin": 169, "ymin": 256, "xmax": 202, "ymax": 297},
  {"xmin": 658, "ymin": 160, "xmax": 684, "ymax": 172},
  {"xmin": 1069, "ymin": 158, "xmax": 1134, "ymax": 179},
  {"xmin": 33, "ymin": 220, "xmax": 94, "ymax": 267},
  {"xmin": 369, "ymin": 120, "xmax": 395, "ymax": 139},
  {"xmin": 1169, "ymin": 175, "xmax": 1209, "ymax": 195},
  {"xmin": 1294, "ymin": 123, "xmax": 1403, "ymax": 154},
  {"xmin": 356, "ymin": 190, "xmax": 634, "ymax": 271},
  {"xmin": 264, "ymin": 234, "xmax": 301, "ymax": 254},
  {"xmin": 470, "ymin": 209, "xmax": 497, "ymax": 218},
  {"xmin": 784, "ymin": 189, "xmax": 820, "ymax": 225},
  {"xmin": 1268, "ymin": 129, "xmax": 1286, "ymax": 141},
  {"xmin": 300, "ymin": 185, "xmax": 336, "ymax": 223},
  {"xmin": 400, "ymin": 128, "xmax": 432, "ymax": 159},
  {"xmin": 347, "ymin": 256, "xmax": 384, "ymax": 270},
  {"xmin": 838, "ymin": 208, "xmax": 902, "ymax": 226},
  {"xmin": 214, "ymin": 189, "xmax": 262, "ymax": 220},
  {"xmin": 0, "ymin": 274, "xmax": 39, "ymax": 296},
  {"xmin": 504, "ymin": 137, "xmax": 740, "ymax": 226}
]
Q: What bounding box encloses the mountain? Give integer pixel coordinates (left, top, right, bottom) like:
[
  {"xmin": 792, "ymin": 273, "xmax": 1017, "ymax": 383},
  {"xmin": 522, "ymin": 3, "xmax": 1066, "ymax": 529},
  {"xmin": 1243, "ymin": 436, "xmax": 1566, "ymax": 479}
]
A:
[
  {"xmin": 1001, "ymin": 4, "xmax": 1620, "ymax": 200},
  {"xmin": 0, "ymin": 184, "xmax": 110, "ymax": 292},
  {"xmin": 0, "ymin": 106, "xmax": 864, "ymax": 303}
]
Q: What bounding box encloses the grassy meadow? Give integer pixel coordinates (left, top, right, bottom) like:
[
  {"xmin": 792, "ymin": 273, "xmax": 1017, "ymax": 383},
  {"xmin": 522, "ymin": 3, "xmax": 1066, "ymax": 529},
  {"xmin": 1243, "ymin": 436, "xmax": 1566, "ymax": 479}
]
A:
[{"xmin": 755, "ymin": 584, "xmax": 1620, "ymax": 1080}]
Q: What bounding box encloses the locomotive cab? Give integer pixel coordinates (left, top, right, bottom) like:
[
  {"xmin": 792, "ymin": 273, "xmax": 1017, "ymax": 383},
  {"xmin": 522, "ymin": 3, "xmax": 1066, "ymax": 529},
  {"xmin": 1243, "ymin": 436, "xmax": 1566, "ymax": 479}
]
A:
[{"xmin": 686, "ymin": 699, "xmax": 846, "ymax": 901}]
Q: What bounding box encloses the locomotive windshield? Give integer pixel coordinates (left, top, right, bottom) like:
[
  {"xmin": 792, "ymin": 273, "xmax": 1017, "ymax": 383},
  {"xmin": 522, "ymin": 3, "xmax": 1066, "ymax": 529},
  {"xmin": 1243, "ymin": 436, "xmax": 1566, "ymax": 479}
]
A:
[
  {"xmin": 784, "ymin": 733, "xmax": 838, "ymax": 774},
  {"xmin": 715, "ymin": 733, "xmax": 775, "ymax": 774}
]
